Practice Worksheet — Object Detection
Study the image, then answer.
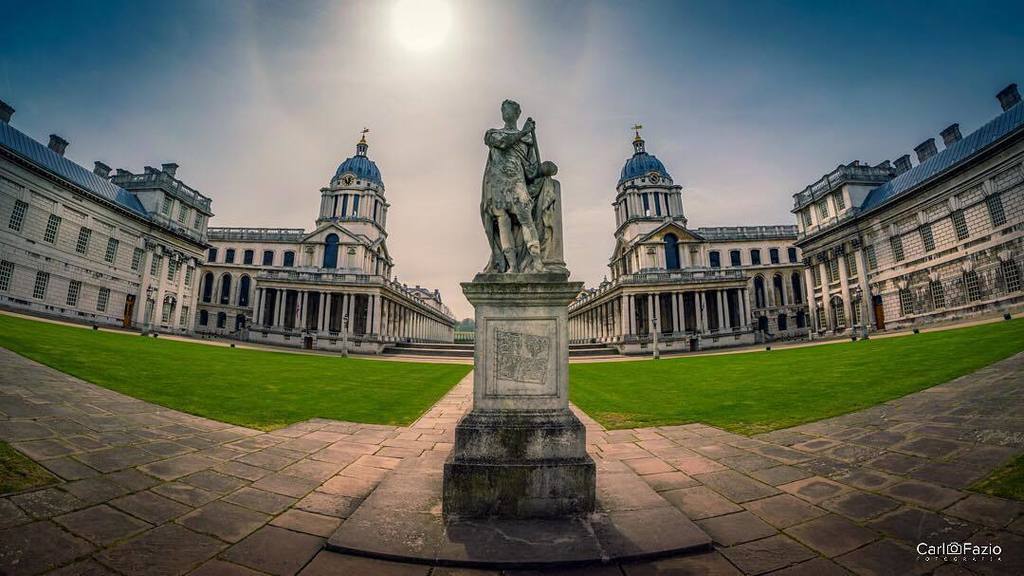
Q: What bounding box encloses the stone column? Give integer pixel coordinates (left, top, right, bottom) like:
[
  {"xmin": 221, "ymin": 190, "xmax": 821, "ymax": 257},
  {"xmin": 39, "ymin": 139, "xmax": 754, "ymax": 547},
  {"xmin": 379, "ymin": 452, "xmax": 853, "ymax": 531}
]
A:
[
  {"xmin": 698, "ymin": 291, "xmax": 708, "ymax": 333},
  {"xmin": 803, "ymin": 267, "xmax": 817, "ymax": 334},
  {"xmin": 855, "ymin": 248, "xmax": 874, "ymax": 331},
  {"xmin": 273, "ymin": 290, "xmax": 283, "ymax": 328},
  {"xmin": 715, "ymin": 291, "xmax": 725, "ymax": 332},
  {"xmin": 671, "ymin": 292, "xmax": 679, "ymax": 334},
  {"xmin": 371, "ymin": 294, "xmax": 382, "ymax": 337},
  {"xmin": 818, "ymin": 261, "xmax": 834, "ymax": 332},
  {"xmin": 837, "ymin": 252, "xmax": 852, "ymax": 332}
]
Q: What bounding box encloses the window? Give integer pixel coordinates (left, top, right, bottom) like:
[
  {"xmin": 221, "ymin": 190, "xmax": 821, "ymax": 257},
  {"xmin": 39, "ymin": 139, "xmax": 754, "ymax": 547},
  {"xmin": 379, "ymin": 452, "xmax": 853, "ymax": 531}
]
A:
[
  {"xmin": 161, "ymin": 300, "xmax": 172, "ymax": 324},
  {"xmin": 729, "ymin": 250, "xmax": 741, "ymax": 267},
  {"xmin": 199, "ymin": 310, "xmax": 209, "ymax": 326},
  {"xmin": 791, "ymin": 272, "xmax": 802, "ymax": 303},
  {"xmin": 131, "ymin": 248, "xmax": 144, "ymax": 271},
  {"xmin": 341, "ymin": 194, "xmax": 349, "ymax": 216},
  {"xmin": 816, "ymin": 200, "xmax": 829, "ymax": 219},
  {"xmin": 952, "ymin": 210, "xmax": 969, "ymax": 240},
  {"xmin": 97, "ymin": 287, "xmax": 110, "ymax": 311},
  {"xmin": 201, "ymin": 272, "xmax": 214, "ymax": 303},
  {"xmin": 193, "ymin": 212, "xmax": 203, "ymax": 229},
  {"xmin": 899, "ymin": 288, "xmax": 913, "ymax": 316},
  {"xmin": 225, "ymin": 249, "xmax": 236, "ymax": 264},
  {"xmin": 641, "ymin": 193, "xmax": 650, "ymax": 215},
  {"xmin": 262, "ymin": 250, "xmax": 274, "ymax": 266},
  {"xmin": 32, "ymin": 271, "xmax": 49, "ymax": 299},
  {"xmin": 963, "ymin": 270, "xmax": 981, "ymax": 302},
  {"xmin": 217, "ymin": 312, "xmax": 226, "ymax": 328},
  {"xmin": 754, "ymin": 277, "xmax": 766, "ymax": 308},
  {"xmin": 9, "ymin": 200, "xmax": 27, "ymax": 231},
  {"xmin": 166, "ymin": 259, "xmax": 177, "ymax": 282},
  {"xmin": 709, "ymin": 251, "xmax": 720, "ymax": 268},
  {"xmin": 352, "ymin": 194, "xmax": 360, "ymax": 217},
  {"xmin": 812, "ymin": 265, "xmax": 821, "ymax": 287},
  {"xmin": 845, "ymin": 252, "xmax": 858, "ymax": 277},
  {"xmin": 833, "ymin": 192, "xmax": 845, "ymax": 211},
  {"xmin": 802, "ymin": 210, "xmax": 812, "ymax": 227},
  {"xmin": 920, "ymin": 224, "xmax": 935, "ymax": 252},
  {"xmin": 150, "ymin": 254, "xmax": 162, "ymax": 277},
  {"xmin": 890, "ymin": 236, "xmax": 905, "ymax": 262},
  {"xmin": 177, "ymin": 204, "xmax": 190, "ymax": 224},
  {"xmin": 161, "ymin": 195, "xmax": 173, "ymax": 216},
  {"xmin": 243, "ymin": 250, "xmax": 254, "ymax": 265},
  {"xmin": 283, "ymin": 251, "xmax": 295, "ymax": 267},
  {"xmin": 75, "ymin": 228, "xmax": 92, "ymax": 255},
  {"xmin": 1001, "ymin": 260, "xmax": 1021, "ymax": 293},
  {"xmin": 219, "ymin": 274, "xmax": 232, "ymax": 305},
  {"xmin": 185, "ymin": 266, "xmax": 193, "ymax": 287},
  {"xmin": 179, "ymin": 305, "xmax": 190, "ymax": 326},
  {"xmin": 0, "ymin": 260, "xmax": 13, "ymax": 291},
  {"xmin": 865, "ymin": 245, "xmax": 878, "ymax": 270},
  {"xmin": 104, "ymin": 238, "xmax": 119, "ymax": 263},
  {"xmin": 238, "ymin": 275, "xmax": 251, "ymax": 307},
  {"xmin": 930, "ymin": 281, "xmax": 945, "ymax": 309},
  {"xmin": 832, "ymin": 297, "xmax": 846, "ymax": 328},
  {"xmin": 827, "ymin": 257, "xmax": 839, "ymax": 283},
  {"xmin": 43, "ymin": 214, "xmax": 61, "ymax": 243},
  {"xmin": 986, "ymin": 194, "xmax": 1006, "ymax": 227},
  {"xmin": 769, "ymin": 248, "xmax": 780, "ymax": 264},
  {"xmin": 750, "ymin": 249, "xmax": 761, "ymax": 265},
  {"xmin": 66, "ymin": 280, "xmax": 81, "ymax": 306},
  {"xmin": 653, "ymin": 193, "xmax": 662, "ymax": 216},
  {"xmin": 788, "ymin": 247, "xmax": 798, "ymax": 263},
  {"xmin": 207, "ymin": 248, "xmax": 218, "ymax": 262}
]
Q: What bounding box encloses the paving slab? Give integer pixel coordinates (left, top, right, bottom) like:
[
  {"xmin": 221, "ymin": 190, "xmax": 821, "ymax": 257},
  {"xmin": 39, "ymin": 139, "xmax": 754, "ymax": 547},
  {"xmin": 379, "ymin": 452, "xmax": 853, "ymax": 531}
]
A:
[
  {"xmin": 55, "ymin": 504, "xmax": 152, "ymax": 545},
  {"xmin": 221, "ymin": 525, "xmax": 324, "ymax": 576},
  {"xmin": 95, "ymin": 523, "xmax": 225, "ymax": 576},
  {"xmin": 0, "ymin": 520, "xmax": 94, "ymax": 575}
]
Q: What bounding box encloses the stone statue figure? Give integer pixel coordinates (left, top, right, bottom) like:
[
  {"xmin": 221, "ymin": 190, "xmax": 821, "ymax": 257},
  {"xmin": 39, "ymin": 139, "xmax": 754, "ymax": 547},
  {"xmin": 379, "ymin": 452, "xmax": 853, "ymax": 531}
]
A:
[
  {"xmin": 481, "ymin": 100, "xmax": 544, "ymax": 274},
  {"xmin": 530, "ymin": 161, "xmax": 568, "ymax": 274}
]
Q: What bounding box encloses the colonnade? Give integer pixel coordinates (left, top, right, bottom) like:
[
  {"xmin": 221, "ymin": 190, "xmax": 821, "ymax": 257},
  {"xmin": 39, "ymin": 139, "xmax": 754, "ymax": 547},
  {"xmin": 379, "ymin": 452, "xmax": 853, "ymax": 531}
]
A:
[
  {"xmin": 569, "ymin": 287, "xmax": 750, "ymax": 343},
  {"xmin": 251, "ymin": 287, "xmax": 452, "ymax": 342},
  {"xmin": 804, "ymin": 244, "xmax": 874, "ymax": 335}
]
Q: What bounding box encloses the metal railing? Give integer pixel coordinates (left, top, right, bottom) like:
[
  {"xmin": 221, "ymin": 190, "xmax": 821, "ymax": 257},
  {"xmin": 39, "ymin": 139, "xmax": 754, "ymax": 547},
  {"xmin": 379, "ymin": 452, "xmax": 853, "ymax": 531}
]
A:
[
  {"xmin": 208, "ymin": 227, "xmax": 306, "ymax": 242},
  {"xmin": 696, "ymin": 225, "xmax": 798, "ymax": 241}
]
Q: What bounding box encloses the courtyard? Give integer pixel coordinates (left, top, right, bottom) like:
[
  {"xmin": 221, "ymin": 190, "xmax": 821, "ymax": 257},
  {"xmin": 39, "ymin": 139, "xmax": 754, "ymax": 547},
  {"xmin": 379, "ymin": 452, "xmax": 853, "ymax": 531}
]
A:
[{"xmin": 1, "ymin": 313, "xmax": 1023, "ymax": 574}]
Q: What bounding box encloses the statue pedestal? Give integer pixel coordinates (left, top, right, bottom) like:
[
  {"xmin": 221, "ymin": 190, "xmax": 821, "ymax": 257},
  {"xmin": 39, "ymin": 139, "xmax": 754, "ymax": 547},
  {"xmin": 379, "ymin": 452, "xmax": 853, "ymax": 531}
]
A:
[{"xmin": 443, "ymin": 273, "xmax": 596, "ymax": 519}]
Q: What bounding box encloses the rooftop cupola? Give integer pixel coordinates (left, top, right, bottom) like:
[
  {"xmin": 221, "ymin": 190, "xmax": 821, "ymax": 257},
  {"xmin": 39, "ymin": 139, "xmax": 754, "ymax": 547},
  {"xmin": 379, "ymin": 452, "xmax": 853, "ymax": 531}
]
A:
[
  {"xmin": 632, "ymin": 124, "xmax": 646, "ymax": 154},
  {"xmin": 333, "ymin": 127, "xmax": 383, "ymax": 186},
  {"xmin": 356, "ymin": 127, "xmax": 369, "ymax": 156},
  {"xmin": 619, "ymin": 124, "xmax": 672, "ymax": 186}
]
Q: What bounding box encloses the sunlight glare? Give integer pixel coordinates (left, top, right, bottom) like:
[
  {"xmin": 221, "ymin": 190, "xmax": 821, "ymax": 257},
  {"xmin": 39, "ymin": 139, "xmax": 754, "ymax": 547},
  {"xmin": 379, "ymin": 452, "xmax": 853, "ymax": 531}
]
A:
[{"xmin": 393, "ymin": 0, "xmax": 453, "ymax": 53}]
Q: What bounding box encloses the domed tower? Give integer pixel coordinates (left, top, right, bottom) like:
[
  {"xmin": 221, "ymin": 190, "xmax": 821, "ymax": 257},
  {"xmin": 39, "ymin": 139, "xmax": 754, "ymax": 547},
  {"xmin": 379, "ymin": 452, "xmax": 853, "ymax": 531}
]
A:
[
  {"xmin": 613, "ymin": 126, "xmax": 686, "ymax": 237},
  {"xmin": 317, "ymin": 130, "xmax": 389, "ymax": 243}
]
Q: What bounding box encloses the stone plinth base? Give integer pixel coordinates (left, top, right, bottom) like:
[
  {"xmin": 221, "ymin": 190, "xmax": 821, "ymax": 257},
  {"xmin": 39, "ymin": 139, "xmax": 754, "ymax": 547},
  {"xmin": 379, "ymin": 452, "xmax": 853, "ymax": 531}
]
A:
[{"xmin": 443, "ymin": 409, "xmax": 595, "ymax": 518}]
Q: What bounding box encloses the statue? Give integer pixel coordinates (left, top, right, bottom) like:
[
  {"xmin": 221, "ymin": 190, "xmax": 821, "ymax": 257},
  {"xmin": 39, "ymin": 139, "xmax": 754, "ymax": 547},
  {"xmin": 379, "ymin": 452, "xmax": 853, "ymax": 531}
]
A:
[
  {"xmin": 530, "ymin": 161, "xmax": 567, "ymax": 274},
  {"xmin": 480, "ymin": 99, "xmax": 544, "ymax": 274}
]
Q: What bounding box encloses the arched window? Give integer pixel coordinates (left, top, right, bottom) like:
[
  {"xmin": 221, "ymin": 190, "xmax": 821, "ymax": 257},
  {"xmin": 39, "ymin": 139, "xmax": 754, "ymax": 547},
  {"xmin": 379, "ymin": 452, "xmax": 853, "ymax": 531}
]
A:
[
  {"xmin": 709, "ymin": 251, "xmax": 721, "ymax": 268},
  {"xmin": 216, "ymin": 312, "xmax": 226, "ymax": 328},
  {"xmin": 235, "ymin": 314, "xmax": 246, "ymax": 331},
  {"xmin": 831, "ymin": 295, "xmax": 846, "ymax": 328},
  {"xmin": 791, "ymin": 272, "xmax": 803, "ymax": 304},
  {"xmin": 772, "ymin": 274, "xmax": 785, "ymax": 306},
  {"xmin": 757, "ymin": 316, "xmax": 769, "ymax": 333},
  {"xmin": 778, "ymin": 313, "xmax": 788, "ymax": 331},
  {"xmin": 796, "ymin": 309, "xmax": 806, "ymax": 328},
  {"xmin": 754, "ymin": 276, "xmax": 766, "ymax": 308},
  {"xmin": 243, "ymin": 250, "xmax": 254, "ymax": 265},
  {"xmin": 283, "ymin": 251, "xmax": 295, "ymax": 267},
  {"xmin": 750, "ymin": 249, "xmax": 762, "ymax": 265},
  {"xmin": 238, "ymin": 275, "xmax": 251, "ymax": 307},
  {"xmin": 262, "ymin": 250, "xmax": 274, "ymax": 266},
  {"xmin": 199, "ymin": 310, "xmax": 209, "ymax": 326},
  {"xmin": 201, "ymin": 272, "xmax": 214, "ymax": 303},
  {"xmin": 664, "ymin": 234, "xmax": 680, "ymax": 270},
  {"xmin": 219, "ymin": 274, "xmax": 232, "ymax": 305},
  {"xmin": 323, "ymin": 234, "xmax": 340, "ymax": 269}
]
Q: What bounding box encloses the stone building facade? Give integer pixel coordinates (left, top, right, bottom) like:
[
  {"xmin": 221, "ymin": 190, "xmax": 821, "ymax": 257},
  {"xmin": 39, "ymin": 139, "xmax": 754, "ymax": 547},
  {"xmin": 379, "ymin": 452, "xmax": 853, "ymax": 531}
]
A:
[
  {"xmin": 569, "ymin": 131, "xmax": 808, "ymax": 354},
  {"xmin": 0, "ymin": 100, "xmax": 212, "ymax": 333},
  {"xmin": 793, "ymin": 84, "xmax": 1024, "ymax": 335},
  {"xmin": 195, "ymin": 135, "xmax": 455, "ymax": 353}
]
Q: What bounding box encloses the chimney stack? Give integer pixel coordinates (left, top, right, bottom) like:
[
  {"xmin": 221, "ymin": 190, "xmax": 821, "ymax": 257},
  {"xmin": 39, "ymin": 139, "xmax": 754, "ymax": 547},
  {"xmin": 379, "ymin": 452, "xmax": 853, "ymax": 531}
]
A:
[
  {"xmin": 940, "ymin": 123, "xmax": 962, "ymax": 147},
  {"xmin": 0, "ymin": 100, "xmax": 13, "ymax": 124},
  {"xmin": 115, "ymin": 168, "xmax": 131, "ymax": 178},
  {"xmin": 93, "ymin": 161, "xmax": 111, "ymax": 178},
  {"xmin": 161, "ymin": 163, "xmax": 179, "ymax": 177},
  {"xmin": 48, "ymin": 134, "xmax": 69, "ymax": 156},
  {"xmin": 144, "ymin": 166, "xmax": 159, "ymax": 175},
  {"xmin": 874, "ymin": 160, "xmax": 893, "ymax": 171},
  {"xmin": 894, "ymin": 154, "xmax": 912, "ymax": 175},
  {"xmin": 914, "ymin": 138, "xmax": 937, "ymax": 164},
  {"xmin": 997, "ymin": 83, "xmax": 1020, "ymax": 112}
]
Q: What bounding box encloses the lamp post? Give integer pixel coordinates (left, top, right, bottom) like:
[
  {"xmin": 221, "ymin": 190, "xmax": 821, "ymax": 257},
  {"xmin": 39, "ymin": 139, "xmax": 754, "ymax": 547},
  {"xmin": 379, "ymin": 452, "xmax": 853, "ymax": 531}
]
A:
[
  {"xmin": 651, "ymin": 311, "xmax": 660, "ymax": 360},
  {"xmin": 341, "ymin": 313, "xmax": 349, "ymax": 358}
]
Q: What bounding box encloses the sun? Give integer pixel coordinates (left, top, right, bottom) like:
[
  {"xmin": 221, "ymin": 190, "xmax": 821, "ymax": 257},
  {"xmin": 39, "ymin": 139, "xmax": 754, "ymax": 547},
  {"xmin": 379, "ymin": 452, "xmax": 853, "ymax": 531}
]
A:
[{"xmin": 392, "ymin": 0, "xmax": 453, "ymax": 53}]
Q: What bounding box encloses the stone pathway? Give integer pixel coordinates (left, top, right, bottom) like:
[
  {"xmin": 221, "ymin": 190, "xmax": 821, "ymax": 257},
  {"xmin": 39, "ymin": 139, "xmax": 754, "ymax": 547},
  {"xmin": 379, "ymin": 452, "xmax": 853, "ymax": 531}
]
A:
[{"xmin": 1, "ymin": 346, "xmax": 1023, "ymax": 575}]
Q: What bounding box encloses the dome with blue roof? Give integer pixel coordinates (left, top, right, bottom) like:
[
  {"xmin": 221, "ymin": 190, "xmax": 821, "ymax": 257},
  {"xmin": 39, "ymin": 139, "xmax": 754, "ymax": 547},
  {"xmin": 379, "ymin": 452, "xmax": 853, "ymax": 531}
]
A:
[
  {"xmin": 333, "ymin": 133, "xmax": 383, "ymax": 187},
  {"xmin": 619, "ymin": 131, "xmax": 671, "ymax": 186}
]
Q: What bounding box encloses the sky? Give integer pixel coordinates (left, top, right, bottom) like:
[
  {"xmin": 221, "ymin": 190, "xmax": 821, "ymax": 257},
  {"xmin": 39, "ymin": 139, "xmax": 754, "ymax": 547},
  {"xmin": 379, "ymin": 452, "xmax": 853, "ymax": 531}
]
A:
[{"xmin": 2, "ymin": 0, "xmax": 1023, "ymax": 319}]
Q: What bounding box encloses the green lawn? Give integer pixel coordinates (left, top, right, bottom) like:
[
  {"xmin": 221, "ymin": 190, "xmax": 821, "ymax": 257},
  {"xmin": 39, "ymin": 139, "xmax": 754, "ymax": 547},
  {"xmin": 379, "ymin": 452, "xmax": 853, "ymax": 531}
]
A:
[
  {"xmin": 570, "ymin": 319, "xmax": 1024, "ymax": 434},
  {"xmin": 0, "ymin": 314, "xmax": 471, "ymax": 430},
  {"xmin": 1, "ymin": 440, "xmax": 55, "ymax": 494},
  {"xmin": 972, "ymin": 454, "xmax": 1024, "ymax": 502}
]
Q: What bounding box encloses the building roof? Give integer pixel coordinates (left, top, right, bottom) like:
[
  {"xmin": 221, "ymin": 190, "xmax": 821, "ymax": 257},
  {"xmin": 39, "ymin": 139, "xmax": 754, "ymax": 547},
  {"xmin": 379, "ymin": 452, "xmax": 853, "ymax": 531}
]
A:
[
  {"xmin": 334, "ymin": 137, "xmax": 383, "ymax": 186},
  {"xmin": 695, "ymin": 225, "xmax": 798, "ymax": 241},
  {"xmin": 0, "ymin": 121, "xmax": 148, "ymax": 217},
  {"xmin": 619, "ymin": 137, "xmax": 672, "ymax": 185},
  {"xmin": 861, "ymin": 99, "xmax": 1024, "ymax": 212}
]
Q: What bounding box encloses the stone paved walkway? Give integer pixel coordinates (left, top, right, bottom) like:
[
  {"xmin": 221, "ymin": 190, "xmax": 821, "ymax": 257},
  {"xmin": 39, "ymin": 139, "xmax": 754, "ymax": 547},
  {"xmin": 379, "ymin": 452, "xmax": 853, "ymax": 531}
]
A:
[{"xmin": 1, "ymin": 346, "xmax": 1023, "ymax": 575}]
